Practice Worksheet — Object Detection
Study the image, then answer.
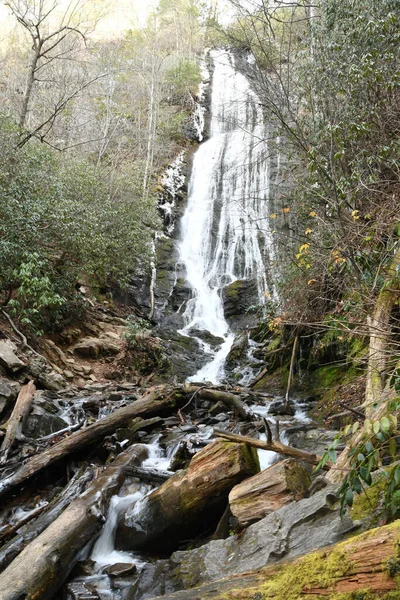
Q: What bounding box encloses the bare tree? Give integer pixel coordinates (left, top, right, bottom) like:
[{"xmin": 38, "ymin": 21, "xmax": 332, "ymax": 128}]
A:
[{"xmin": 4, "ymin": 0, "xmax": 106, "ymax": 147}]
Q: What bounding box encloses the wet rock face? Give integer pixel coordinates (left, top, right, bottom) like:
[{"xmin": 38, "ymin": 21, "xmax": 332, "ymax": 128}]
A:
[
  {"xmin": 23, "ymin": 391, "xmax": 69, "ymax": 438},
  {"xmin": 128, "ymin": 489, "xmax": 357, "ymax": 600},
  {"xmin": 221, "ymin": 279, "xmax": 259, "ymax": 332},
  {"xmin": 269, "ymin": 398, "xmax": 296, "ymax": 417},
  {"xmin": 154, "ymin": 326, "xmax": 208, "ymax": 381}
]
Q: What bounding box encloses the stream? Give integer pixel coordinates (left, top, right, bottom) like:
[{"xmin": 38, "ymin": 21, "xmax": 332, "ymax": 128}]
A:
[{"xmin": 62, "ymin": 49, "xmax": 307, "ymax": 600}]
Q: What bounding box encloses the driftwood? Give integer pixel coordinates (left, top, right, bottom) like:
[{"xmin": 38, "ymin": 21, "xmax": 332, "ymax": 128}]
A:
[
  {"xmin": 0, "ymin": 385, "xmax": 178, "ymax": 500},
  {"xmin": 184, "ymin": 385, "xmax": 252, "ymax": 421},
  {"xmin": 125, "ymin": 465, "xmax": 172, "ymax": 483},
  {"xmin": 116, "ymin": 440, "xmax": 260, "ymax": 553},
  {"xmin": 229, "ymin": 458, "xmax": 311, "ymax": 527},
  {"xmin": 0, "ymin": 444, "xmax": 148, "ymax": 600},
  {"xmin": 0, "ymin": 467, "xmax": 95, "ymax": 570},
  {"xmin": 0, "ymin": 381, "xmax": 36, "ymax": 465},
  {"xmin": 149, "ymin": 519, "xmax": 400, "ymax": 600},
  {"xmin": 214, "ymin": 428, "xmax": 326, "ymax": 468}
]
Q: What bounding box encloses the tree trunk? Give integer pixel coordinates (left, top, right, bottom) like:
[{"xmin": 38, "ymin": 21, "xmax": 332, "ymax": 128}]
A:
[
  {"xmin": 214, "ymin": 428, "xmax": 325, "ymax": 468},
  {"xmin": 147, "ymin": 519, "xmax": 400, "ymax": 600},
  {"xmin": 0, "ymin": 444, "xmax": 148, "ymax": 600},
  {"xmin": 116, "ymin": 440, "xmax": 260, "ymax": 554},
  {"xmin": 229, "ymin": 458, "xmax": 311, "ymax": 528},
  {"xmin": 365, "ymin": 248, "xmax": 400, "ymax": 416},
  {"xmin": 0, "ymin": 467, "xmax": 95, "ymax": 571},
  {"xmin": 0, "ymin": 381, "xmax": 36, "ymax": 464},
  {"xmin": 184, "ymin": 385, "xmax": 252, "ymax": 421},
  {"xmin": 0, "ymin": 385, "xmax": 178, "ymax": 500}
]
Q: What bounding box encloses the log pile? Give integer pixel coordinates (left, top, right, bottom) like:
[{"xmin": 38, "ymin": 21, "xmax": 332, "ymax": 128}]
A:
[{"xmin": 0, "ymin": 380, "xmax": 340, "ymax": 599}]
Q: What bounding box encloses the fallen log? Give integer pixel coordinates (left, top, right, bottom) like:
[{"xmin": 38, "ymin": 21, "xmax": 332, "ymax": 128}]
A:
[
  {"xmin": 0, "ymin": 385, "xmax": 178, "ymax": 500},
  {"xmin": 0, "ymin": 444, "xmax": 148, "ymax": 600},
  {"xmin": 0, "ymin": 381, "xmax": 36, "ymax": 465},
  {"xmin": 214, "ymin": 428, "xmax": 327, "ymax": 468},
  {"xmin": 139, "ymin": 519, "xmax": 400, "ymax": 600},
  {"xmin": 124, "ymin": 465, "xmax": 172, "ymax": 483},
  {"xmin": 0, "ymin": 467, "xmax": 95, "ymax": 571},
  {"xmin": 183, "ymin": 385, "xmax": 252, "ymax": 421},
  {"xmin": 229, "ymin": 458, "xmax": 311, "ymax": 527},
  {"xmin": 116, "ymin": 440, "xmax": 260, "ymax": 553}
]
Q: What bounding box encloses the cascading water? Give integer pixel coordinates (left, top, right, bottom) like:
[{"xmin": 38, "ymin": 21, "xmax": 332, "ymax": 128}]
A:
[{"xmin": 179, "ymin": 50, "xmax": 276, "ymax": 383}]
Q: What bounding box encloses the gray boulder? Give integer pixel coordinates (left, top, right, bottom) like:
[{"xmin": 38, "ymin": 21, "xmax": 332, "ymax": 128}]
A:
[
  {"xmin": 0, "ymin": 380, "xmax": 20, "ymax": 417},
  {"xmin": 128, "ymin": 489, "xmax": 357, "ymax": 600},
  {"xmin": 23, "ymin": 391, "xmax": 69, "ymax": 439},
  {"xmin": 0, "ymin": 340, "xmax": 25, "ymax": 373}
]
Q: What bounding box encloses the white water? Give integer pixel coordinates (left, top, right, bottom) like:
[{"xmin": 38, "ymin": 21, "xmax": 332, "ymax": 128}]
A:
[
  {"xmin": 91, "ymin": 492, "xmax": 147, "ymax": 568},
  {"xmin": 179, "ymin": 50, "xmax": 275, "ymax": 383}
]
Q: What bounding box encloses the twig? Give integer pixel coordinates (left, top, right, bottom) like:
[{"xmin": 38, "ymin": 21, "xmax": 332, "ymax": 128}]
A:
[{"xmin": 285, "ymin": 333, "xmax": 299, "ymax": 407}]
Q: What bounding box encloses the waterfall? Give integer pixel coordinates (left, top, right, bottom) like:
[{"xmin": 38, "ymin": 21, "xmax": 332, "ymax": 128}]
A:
[{"xmin": 179, "ymin": 50, "xmax": 275, "ymax": 383}]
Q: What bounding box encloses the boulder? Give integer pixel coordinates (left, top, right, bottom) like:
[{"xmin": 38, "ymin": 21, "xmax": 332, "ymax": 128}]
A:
[
  {"xmin": 289, "ymin": 427, "xmax": 341, "ymax": 456},
  {"xmin": 23, "ymin": 393, "xmax": 69, "ymax": 439},
  {"xmin": 73, "ymin": 336, "xmax": 121, "ymax": 358},
  {"xmin": 0, "ymin": 340, "xmax": 25, "ymax": 373},
  {"xmin": 225, "ymin": 333, "xmax": 249, "ymax": 370},
  {"xmin": 269, "ymin": 398, "xmax": 295, "ymax": 417},
  {"xmin": 128, "ymin": 488, "xmax": 357, "ymax": 600},
  {"xmin": 0, "ymin": 380, "xmax": 19, "ymax": 417},
  {"xmin": 116, "ymin": 440, "xmax": 260, "ymax": 553},
  {"xmin": 229, "ymin": 459, "xmax": 311, "ymax": 527},
  {"xmin": 221, "ymin": 279, "xmax": 258, "ymax": 331}
]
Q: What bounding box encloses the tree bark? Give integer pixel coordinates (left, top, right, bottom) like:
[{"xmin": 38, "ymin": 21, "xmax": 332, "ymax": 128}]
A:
[
  {"xmin": 214, "ymin": 428, "xmax": 326, "ymax": 468},
  {"xmin": 365, "ymin": 248, "xmax": 400, "ymax": 416},
  {"xmin": 116, "ymin": 440, "xmax": 260, "ymax": 554},
  {"xmin": 0, "ymin": 444, "xmax": 148, "ymax": 600},
  {"xmin": 184, "ymin": 385, "xmax": 252, "ymax": 421},
  {"xmin": 229, "ymin": 458, "xmax": 311, "ymax": 527},
  {"xmin": 0, "ymin": 381, "xmax": 36, "ymax": 464},
  {"xmin": 0, "ymin": 385, "xmax": 178, "ymax": 500}
]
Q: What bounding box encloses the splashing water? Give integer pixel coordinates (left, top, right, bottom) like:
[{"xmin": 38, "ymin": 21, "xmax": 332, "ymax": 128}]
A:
[{"xmin": 179, "ymin": 50, "xmax": 276, "ymax": 383}]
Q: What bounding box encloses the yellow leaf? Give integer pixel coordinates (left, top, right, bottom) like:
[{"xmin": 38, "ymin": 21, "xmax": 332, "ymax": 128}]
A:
[
  {"xmin": 351, "ymin": 210, "xmax": 360, "ymax": 221},
  {"xmin": 307, "ymin": 279, "xmax": 317, "ymax": 285},
  {"xmin": 270, "ymin": 213, "xmax": 277, "ymax": 219},
  {"xmin": 305, "ymin": 228, "xmax": 313, "ymax": 235},
  {"xmin": 282, "ymin": 207, "xmax": 290, "ymax": 214},
  {"xmin": 309, "ymin": 211, "xmax": 317, "ymax": 217}
]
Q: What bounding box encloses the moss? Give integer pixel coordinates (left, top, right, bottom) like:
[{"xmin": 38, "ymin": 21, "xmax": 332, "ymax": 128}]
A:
[
  {"xmin": 351, "ymin": 477, "xmax": 386, "ymax": 522},
  {"xmin": 219, "ymin": 547, "xmax": 351, "ymax": 600},
  {"xmin": 312, "ymin": 365, "xmax": 348, "ymax": 388}
]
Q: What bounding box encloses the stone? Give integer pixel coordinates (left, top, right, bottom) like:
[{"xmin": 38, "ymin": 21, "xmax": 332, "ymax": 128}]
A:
[
  {"xmin": 0, "ymin": 340, "xmax": 25, "ymax": 373},
  {"xmin": 221, "ymin": 279, "xmax": 258, "ymax": 331},
  {"xmin": 128, "ymin": 489, "xmax": 357, "ymax": 600},
  {"xmin": 23, "ymin": 401, "xmax": 69, "ymax": 439},
  {"xmin": 269, "ymin": 398, "xmax": 295, "ymax": 416},
  {"xmin": 64, "ymin": 370, "xmax": 75, "ymax": 379},
  {"xmin": 105, "ymin": 563, "xmax": 137, "ymax": 577},
  {"xmin": 0, "ymin": 380, "xmax": 19, "ymax": 417},
  {"xmin": 229, "ymin": 459, "xmax": 311, "ymax": 527},
  {"xmin": 225, "ymin": 333, "xmax": 249, "ymax": 369},
  {"xmin": 289, "ymin": 427, "xmax": 341, "ymax": 456},
  {"xmin": 73, "ymin": 336, "xmax": 121, "ymax": 358},
  {"xmin": 39, "ymin": 370, "xmax": 67, "ymax": 391}
]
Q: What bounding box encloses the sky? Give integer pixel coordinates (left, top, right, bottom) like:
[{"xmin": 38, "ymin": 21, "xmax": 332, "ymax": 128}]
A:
[{"xmin": 0, "ymin": 0, "xmax": 158, "ymax": 44}]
